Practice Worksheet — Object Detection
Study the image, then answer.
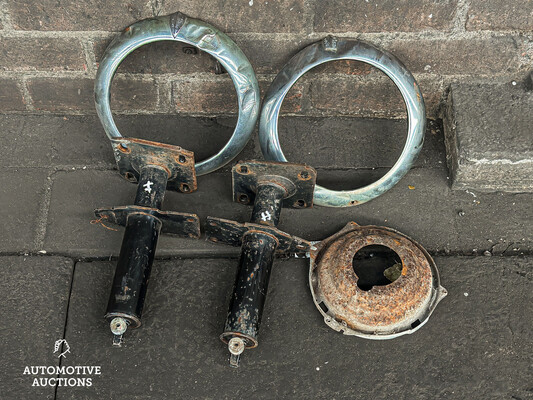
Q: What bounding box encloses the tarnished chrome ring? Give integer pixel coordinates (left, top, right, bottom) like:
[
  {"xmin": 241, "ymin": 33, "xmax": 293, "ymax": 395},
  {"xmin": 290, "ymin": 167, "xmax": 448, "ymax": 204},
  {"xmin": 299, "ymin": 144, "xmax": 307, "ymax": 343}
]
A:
[
  {"xmin": 95, "ymin": 12, "xmax": 260, "ymax": 176},
  {"xmin": 259, "ymin": 36, "xmax": 425, "ymax": 207}
]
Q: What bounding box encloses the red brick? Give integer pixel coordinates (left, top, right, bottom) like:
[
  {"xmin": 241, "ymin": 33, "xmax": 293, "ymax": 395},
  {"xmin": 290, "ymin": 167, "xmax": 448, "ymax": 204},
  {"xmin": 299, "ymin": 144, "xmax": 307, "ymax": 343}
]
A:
[
  {"xmin": 8, "ymin": 1, "xmax": 152, "ymax": 31},
  {"xmin": 467, "ymin": 0, "xmax": 533, "ymax": 31},
  {"xmin": 0, "ymin": 38, "xmax": 85, "ymax": 72},
  {"xmin": 9, "ymin": 0, "xmax": 306, "ymax": 33},
  {"xmin": 28, "ymin": 76, "xmax": 158, "ymax": 112},
  {"xmin": 314, "ymin": 0, "xmax": 458, "ymax": 33},
  {"xmin": 307, "ymin": 75, "xmax": 441, "ymax": 118},
  {"xmin": 93, "ymin": 38, "xmax": 216, "ymax": 74},
  {"xmin": 0, "ymin": 79, "xmax": 26, "ymax": 111},
  {"xmin": 233, "ymin": 37, "xmax": 373, "ymax": 75},
  {"xmin": 172, "ymin": 77, "xmax": 304, "ymax": 114},
  {"xmin": 387, "ymin": 37, "xmax": 520, "ymax": 75},
  {"xmin": 159, "ymin": 0, "xmax": 307, "ymax": 33}
]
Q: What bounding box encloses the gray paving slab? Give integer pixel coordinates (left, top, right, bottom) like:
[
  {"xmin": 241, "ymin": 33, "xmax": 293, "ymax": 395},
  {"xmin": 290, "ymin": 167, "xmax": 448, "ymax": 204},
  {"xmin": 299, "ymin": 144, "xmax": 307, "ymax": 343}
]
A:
[
  {"xmin": 0, "ymin": 168, "xmax": 49, "ymax": 252},
  {"xmin": 43, "ymin": 166, "xmax": 533, "ymax": 257},
  {"xmin": 0, "ymin": 114, "xmax": 444, "ymax": 170},
  {"xmin": 0, "ymin": 256, "xmax": 74, "ymax": 400},
  {"xmin": 57, "ymin": 256, "xmax": 533, "ymax": 400},
  {"xmin": 444, "ymin": 81, "xmax": 533, "ymax": 192}
]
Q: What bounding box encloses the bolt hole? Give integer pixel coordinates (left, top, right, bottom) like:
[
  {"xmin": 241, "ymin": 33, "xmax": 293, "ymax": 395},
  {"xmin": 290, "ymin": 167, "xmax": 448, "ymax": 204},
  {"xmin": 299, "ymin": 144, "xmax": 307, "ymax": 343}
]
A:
[
  {"xmin": 411, "ymin": 319, "xmax": 421, "ymax": 329},
  {"xmin": 181, "ymin": 183, "xmax": 190, "ymax": 193},
  {"xmin": 178, "ymin": 155, "xmax": 187, "ymax": 164},
  {"xmin": 125, "ymin": 172, "xmax": 136, "ymax": 182},
  {"xmin": 295, "ymin": 199, "xmax": 305, "ymax": 208},
  {"xmin": 238, "ymin": 194, "xmax": 249, "ymax": 204},
  {"xmin": 118, "ymin": 143, "xmax": 130, "ymax": 153},
  {"xmin": 239, "ymin": 165, "xmax": 248, "ymax": 174},
  {"xmin": 299, "ymin": 170, "xmax": 309, "ymax": 180},
  {"xmin": 352, "ymin": 245, "xmax": 402, "ymax": 291}
]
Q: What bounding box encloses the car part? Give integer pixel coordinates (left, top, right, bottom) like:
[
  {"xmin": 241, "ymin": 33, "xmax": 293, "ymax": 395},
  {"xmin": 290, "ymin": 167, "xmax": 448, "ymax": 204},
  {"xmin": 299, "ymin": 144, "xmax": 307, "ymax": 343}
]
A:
[
  {"xmin": 95, "ymin": 11, "xmax": 260, "ymax": 176},
  {"xmin": 310, "ymin": 222, "xmax": 447, "ymax": 338},
  {"xmin": 95, "ymin": 138, "xmax": 200, "ymax": 346},
  {"xmin": 205, "ymin": 160, "xmax": 317, "ymax": 367},
  {"xmin": 259, "ymin": 36, "xmax": 426, "ymax": 207},
  {"xmin": 93, "ymin": 12, "xmax": 260, "ymax": 346}
]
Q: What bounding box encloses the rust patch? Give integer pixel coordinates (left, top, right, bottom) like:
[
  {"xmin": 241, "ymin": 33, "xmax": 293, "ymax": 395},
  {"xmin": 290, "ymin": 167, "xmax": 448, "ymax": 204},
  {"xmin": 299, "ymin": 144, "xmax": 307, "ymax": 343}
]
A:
[{"xmin": 310, "ymin": 223, "xmax": 446, "ymax": 337}]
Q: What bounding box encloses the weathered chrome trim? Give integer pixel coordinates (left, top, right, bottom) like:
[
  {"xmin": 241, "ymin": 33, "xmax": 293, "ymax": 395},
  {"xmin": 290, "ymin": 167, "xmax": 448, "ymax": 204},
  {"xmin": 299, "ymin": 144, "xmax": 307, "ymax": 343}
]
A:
[
  {"xmin": 95, "ymin": 12, "xmax": 260, "ymax": 176},
  {"xmin": 259, "ymin": 36, "xmax": 426, "ymax": 207}
]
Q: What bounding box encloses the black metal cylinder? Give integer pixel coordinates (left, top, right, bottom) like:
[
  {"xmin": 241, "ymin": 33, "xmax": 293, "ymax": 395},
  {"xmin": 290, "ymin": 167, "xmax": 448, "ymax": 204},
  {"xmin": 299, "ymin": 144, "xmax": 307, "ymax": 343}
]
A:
[
  {"xmin": 222, "ymin": 230, "xmax": 278, "ymax": 346},
  {"xmin": 105, "ymin": 165, "xmax": 168, "ymax": 327},
  {"xmin": 105, "ymin": 213, "xmax": 161, "ymax": 326},
  {"xmin": 250, "ymin": 183, "xmax": 286, "ymax": 226},
  {"xmin": 134, "ymin": 166, "xmax": 168, "ymax": 209}
]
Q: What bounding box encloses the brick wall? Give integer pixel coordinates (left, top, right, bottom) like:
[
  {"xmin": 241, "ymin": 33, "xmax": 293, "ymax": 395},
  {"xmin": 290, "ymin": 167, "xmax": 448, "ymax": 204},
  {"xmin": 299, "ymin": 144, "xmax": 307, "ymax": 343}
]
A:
[{"xmin": 0, "ymin": 0, "xmax": 531, "ymax": 119}]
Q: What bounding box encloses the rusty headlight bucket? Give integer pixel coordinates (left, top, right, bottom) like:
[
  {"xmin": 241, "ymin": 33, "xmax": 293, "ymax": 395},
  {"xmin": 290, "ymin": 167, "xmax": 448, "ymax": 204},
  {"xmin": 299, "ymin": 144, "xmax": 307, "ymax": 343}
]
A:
[{"xmin": 310, "ymin": 222, "xmax": 447, "ymax": 339}]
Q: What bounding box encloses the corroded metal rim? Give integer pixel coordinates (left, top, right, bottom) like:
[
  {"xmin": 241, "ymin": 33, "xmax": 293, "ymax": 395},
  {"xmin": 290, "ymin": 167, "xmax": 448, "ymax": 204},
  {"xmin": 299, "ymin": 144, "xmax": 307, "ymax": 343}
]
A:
[
  {"xmin": 309, "ymin": 222, "xmax": 447, "ymax": 339},
  {"xmin": 95, "ymin": 12, "xmax": 260, "ymax": 176},
  {"xmin": 259, "ymin": 36, "xmax": 426, "ymax": 207}
]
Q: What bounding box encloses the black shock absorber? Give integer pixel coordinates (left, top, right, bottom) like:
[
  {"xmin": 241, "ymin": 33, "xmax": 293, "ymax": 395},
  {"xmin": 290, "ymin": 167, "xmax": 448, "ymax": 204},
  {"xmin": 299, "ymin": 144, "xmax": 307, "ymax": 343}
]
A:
[
  {"xmin": 95, "ymin": 138, "xmax": 200, "ymax": 346},
  {"xmin": 206, "ymin": 160, "xmax": 316, "ymax": 367}
]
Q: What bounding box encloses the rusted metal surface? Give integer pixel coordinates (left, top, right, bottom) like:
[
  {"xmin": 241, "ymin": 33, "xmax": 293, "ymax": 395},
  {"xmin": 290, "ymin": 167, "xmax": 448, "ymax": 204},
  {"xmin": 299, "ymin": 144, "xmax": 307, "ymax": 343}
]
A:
[
  {"xmin": 206, "ymin": 217, "xmax": 309, "ymax": 255},
  {"xmin": 110, "ymin": 137, "xmax": 197, "ymax": 194},
  {"xmin": 310, "ymin": 222, "xmax": 447, "ymax": 339},
  {"xmin": 95, "ymin": 206, "xmax": 200, "ymax": 239},
  {"xmin": 232, "ymin": 160, "xmax": 316, "ymax": 209},
  {"xmin": 95, "ymin": 12, "xmax": 260, "ymax": 176},
  {"xmin": 206, "ymin": 160, "xmax": 317, "ymax": 367}
]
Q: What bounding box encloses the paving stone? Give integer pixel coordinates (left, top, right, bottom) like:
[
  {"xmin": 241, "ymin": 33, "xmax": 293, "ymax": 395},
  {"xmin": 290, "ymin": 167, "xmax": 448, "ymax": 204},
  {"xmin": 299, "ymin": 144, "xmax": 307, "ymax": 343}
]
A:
[
  {"xmin": 0, "ymin": 114, "xmax": 243, "ymax": 169},
  {"xmin": 444, "ymin": 81, "xmax": 533, "ymax": 192},
  {"xmin": 0, "ymin": 256, "xmax": 74, "ymax": 400},
  {"xmin": 43, "ymin": 165, "xmax": 533, "ymax": 257},
  {"xmin": 275, "ymin": 117, "xmax": 445, "ymax": 169},
  {"xmin": 0, "ymin": 169, "xmax": 48, "ymax": 252},
  {"xmin": 57, "ymin": 256, "xmax": 532, "ymax": 399}
]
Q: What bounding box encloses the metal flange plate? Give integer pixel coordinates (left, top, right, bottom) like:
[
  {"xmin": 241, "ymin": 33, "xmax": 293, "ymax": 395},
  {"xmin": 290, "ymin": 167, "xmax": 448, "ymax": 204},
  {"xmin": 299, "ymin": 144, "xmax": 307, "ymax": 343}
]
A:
[
  {"xmin": 205, "ymin": 216, "xmax": 310, "ymax": 256},
  {"xmin": 95, "ymin": 205, "xmax": 200, "ymax": 238},
  {"xmin": 111, "ymin": 137, "xmax": 197, "ymax": 194},
  {"xmin": 232, "ymin": 160, "xmax": 316, "ymax": 209},
  {"xmin": 310, "ymin": 222, "xmax": 447, "ymax": 339}
]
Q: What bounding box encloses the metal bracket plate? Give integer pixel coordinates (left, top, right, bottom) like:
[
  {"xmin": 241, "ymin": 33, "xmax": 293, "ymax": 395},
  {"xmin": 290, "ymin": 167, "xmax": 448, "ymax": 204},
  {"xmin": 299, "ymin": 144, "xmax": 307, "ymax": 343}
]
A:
[
  {"xmin": 95, "ymin": 205, "xmax": 200, "ymax": 239},
  {"xmin": 206, "ymin": 217, "xmax": 310, "ymax": 256},
  {"xmin": 111, "ymin": 137, "xmax": 197, "ymax": 194},
  {"xmin": 232, "ymin": 160, "xmax": 316, "ymax": 209}
]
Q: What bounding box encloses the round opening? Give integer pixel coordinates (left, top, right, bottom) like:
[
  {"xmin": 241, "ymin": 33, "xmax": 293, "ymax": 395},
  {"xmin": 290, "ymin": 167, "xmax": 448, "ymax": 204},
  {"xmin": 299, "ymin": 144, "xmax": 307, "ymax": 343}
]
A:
[
  {"xmin": 295, "ymin": 199, "xmax": 305, "ymax": 208},
  {"xmin": 124, "ymin": 172, "xmax": 136, "ymax": 182},
  {"xmin": 177, "ymin": 154, "xmax": 187, "ymax": 164},
  {"xmin": 352, "ymin": 245, "xmax": 402, "ymax": 291},
  {"xmin": 279, "ymin": 60, "xmax": 405, "ymax": 191},
  {"xmin": 180, "ymin": 183, "xmax": 190, "ymax": 193},
  {"xmin": 107, "ymin": 41, "xmax": 238, "ymax": 162},
  {"xmin": 238, "ymin": 194, "xmax": 249, "ymax": 203},
  {"xmin": 117, "ymin": 143, "xmax": 130, "ymax": 153}
]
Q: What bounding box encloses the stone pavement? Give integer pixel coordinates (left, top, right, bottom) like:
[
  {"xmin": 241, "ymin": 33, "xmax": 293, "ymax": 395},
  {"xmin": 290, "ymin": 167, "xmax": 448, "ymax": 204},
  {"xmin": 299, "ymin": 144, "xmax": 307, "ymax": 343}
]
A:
[{"xmin": 1, "ymin": 114, "xmax": 532, "ymax": 399}]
